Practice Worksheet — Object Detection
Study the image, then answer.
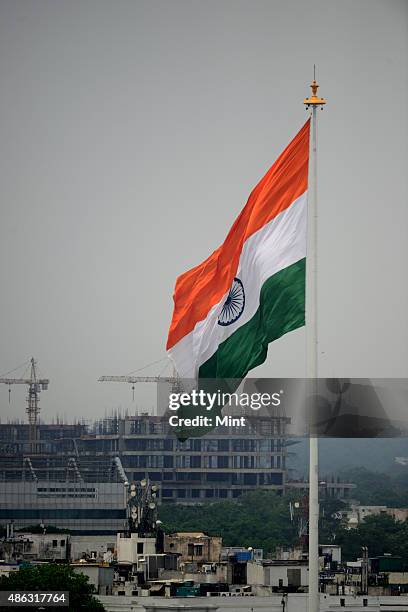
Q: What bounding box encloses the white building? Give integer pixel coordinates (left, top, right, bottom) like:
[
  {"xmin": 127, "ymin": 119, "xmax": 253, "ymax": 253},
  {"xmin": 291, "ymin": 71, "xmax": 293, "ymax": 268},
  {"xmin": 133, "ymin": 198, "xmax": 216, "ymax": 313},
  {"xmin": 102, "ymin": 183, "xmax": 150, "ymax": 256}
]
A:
[
  {"xmin": 320, "ymin": 545, "xmax": 342, "ymax": 566},
  {"xmin": 72, "ymin": 563, "xmax": 114, "ymax": 596},
  {"xmin": 70, "ymin": 534, "xmax": 116, "ymax": 562},
  {"xmin": 116, "ymin": 533, "xmax": 157, "ymax": 566},
  {"xmin": 247, "ymin": 560, "xmax": 309, "ymax": 589}
]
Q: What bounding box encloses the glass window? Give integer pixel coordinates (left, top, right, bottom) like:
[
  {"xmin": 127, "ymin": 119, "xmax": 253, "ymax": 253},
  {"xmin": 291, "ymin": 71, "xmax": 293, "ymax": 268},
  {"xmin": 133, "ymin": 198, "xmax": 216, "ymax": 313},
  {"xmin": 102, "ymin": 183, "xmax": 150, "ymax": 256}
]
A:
[
  {"xmin": 163, "ymin": 456, "xmax": 173, "ymax": 468},
  {"xmin": 163, "ymin": 439, "xmax": 173, "ymax": 450},
  {"xmin": 206, "ymin": 473, "xmax": 230, "ymax": 482},
  {"xmin": 217, "ymin": 456, "xmax": 229, "ymax": 468},
  {"xmin": 207, "ymin": 456, "xmax": 215, "ymax": 468},
  {"xmin": 148, "ymin": 472, "xmax": 162, "ymax": 481},
  {"xmin": 204, "ymin": 440, "xmax": 217, "ymax": 452},
  {"xmin": 271, "ymin": 473, "xmax": 283, "ymax": 485},
  {"xmin": 191, "ymin": 439, "xmax": 201, "ymax": 451}
]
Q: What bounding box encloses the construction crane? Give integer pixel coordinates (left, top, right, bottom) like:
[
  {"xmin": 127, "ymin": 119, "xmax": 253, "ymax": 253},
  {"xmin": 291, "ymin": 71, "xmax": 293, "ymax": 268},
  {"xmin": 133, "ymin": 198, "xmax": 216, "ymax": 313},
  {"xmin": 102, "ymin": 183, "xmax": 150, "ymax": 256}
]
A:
[
  {"xmin": 99, "ymin": 375, "xmax": 177, "ymax": 384},
  {"xmin": 98, "ymin": 375, "xmax": 178, "ymax": 402},
  {"xmin": 0, "ymin": 357, "xmax": 49, "ymax": 452}
]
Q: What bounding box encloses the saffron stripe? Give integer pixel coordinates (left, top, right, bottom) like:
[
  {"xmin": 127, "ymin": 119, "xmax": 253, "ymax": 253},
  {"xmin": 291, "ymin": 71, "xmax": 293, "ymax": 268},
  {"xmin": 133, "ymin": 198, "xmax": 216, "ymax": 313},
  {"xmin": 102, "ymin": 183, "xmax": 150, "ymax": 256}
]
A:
[{"xmin": 167, "ymin": 120, "xmax": 310, "ymax": 349}]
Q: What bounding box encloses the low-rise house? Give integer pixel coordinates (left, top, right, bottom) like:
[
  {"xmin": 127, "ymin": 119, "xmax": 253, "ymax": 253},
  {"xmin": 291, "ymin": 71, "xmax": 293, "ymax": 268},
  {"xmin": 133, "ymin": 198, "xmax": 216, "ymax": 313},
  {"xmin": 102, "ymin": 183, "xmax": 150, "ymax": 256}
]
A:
[
  {"xmin": 385, "ymin": 571, "xmax": 408, "ymax": 592},
  {"xmin": 369, "ymin": 556, "xmax": 404, "ymax": 574},
  {"xmin": 164, "ymin": 532, "xmax": 222, "ymax": 565},
  {"xmin": 70, "ymin": 534, "xmax": 116, "ymax": 562},
  {"xmin": 0, "ymin": 532, "xmax": 69, "ymax": 562},
  {"xmin": 0, "ymin": 562, "xmax": 19, "ymax": 578},
  {"xmin": 320, "ymin": 545, "xmax": 342, "ymax": 569},
  {"xmin": 247, "ymin": 559, "xmax": 308, "ymax": 591},
  {"xmin": 343, "ymin": 504, "xmax": 408, "ymax": 527},
  {"xmin": 72, "ymin": 563, "xmax": 114, "ymax": 595}
]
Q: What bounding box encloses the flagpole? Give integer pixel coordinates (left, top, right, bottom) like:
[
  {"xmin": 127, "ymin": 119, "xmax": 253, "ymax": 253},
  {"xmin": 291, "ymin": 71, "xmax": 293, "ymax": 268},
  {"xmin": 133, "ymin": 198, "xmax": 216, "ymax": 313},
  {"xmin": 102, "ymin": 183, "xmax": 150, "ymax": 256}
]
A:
[{"xmin": 304, "ymin": 71, "xmax": 326, "ymax": 612}]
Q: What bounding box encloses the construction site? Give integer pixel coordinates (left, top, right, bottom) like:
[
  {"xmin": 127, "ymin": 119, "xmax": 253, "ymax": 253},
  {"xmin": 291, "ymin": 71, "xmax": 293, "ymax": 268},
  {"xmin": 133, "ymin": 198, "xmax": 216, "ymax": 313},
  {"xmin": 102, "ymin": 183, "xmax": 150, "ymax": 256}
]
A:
[{"xmin": 0, "ymin": 358, "xmax": 355, "ymax": 535}]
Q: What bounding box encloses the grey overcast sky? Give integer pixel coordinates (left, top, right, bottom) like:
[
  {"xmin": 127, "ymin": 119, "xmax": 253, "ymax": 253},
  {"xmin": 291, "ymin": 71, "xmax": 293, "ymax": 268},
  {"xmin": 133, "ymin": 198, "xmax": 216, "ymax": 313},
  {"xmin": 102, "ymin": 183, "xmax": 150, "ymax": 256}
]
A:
[{"xmin": 0, "ymin": 0, "xmax": 407, "ymax": 422}]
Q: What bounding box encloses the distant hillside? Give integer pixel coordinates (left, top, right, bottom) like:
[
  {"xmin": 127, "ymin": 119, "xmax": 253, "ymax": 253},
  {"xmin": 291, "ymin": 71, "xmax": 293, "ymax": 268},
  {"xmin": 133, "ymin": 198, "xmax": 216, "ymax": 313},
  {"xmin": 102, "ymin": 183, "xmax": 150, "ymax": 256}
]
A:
[{"xmin": 287, "ymin": 437, "xmax": 408, "ymax": 478}]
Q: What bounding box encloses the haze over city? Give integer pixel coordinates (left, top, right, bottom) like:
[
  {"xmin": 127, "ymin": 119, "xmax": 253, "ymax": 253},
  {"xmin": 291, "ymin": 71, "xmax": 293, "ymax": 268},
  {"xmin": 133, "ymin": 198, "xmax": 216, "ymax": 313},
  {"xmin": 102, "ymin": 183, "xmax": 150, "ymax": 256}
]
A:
[{"xmin": 0, "ymin": 0, "xmax": 407, "ymax": 422}]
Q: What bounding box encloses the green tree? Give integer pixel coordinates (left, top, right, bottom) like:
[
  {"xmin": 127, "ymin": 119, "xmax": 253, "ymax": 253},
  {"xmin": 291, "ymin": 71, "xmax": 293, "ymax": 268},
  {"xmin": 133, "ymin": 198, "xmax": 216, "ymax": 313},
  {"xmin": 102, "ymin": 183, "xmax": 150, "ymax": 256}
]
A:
[
  {"xmin": 0, "ymin": 564, "xmax": 105, "ymax": 612},
  {"xmin": 339, "ymin": 467, "xmax": 408, "ymax": 507},
  {"xmin": 159, "ymin": 489, "xmax": 408, "ymax": 562},
  {"xmin": 160, "ymin": 490, "xmax": 309, "ymax": 555},
  {"xmin": 336, "ymin": 514, "xmax": 408, "ymax": 563},
  {"xmin": 319, "ymin": 497, "xmax": 348, "ymax": 543}
]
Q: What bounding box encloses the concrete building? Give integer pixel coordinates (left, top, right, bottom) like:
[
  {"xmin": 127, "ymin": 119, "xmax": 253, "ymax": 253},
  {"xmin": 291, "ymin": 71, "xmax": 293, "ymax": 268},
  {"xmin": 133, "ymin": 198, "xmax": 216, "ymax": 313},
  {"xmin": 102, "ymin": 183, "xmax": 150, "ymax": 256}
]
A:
[
  {"xmin": 247, "ymin": 559, "xmax": 309, "ymax": 591},
  {"xmin": 343, "ymin": 504, "xmax": 408, "ymax": 527},
  {"xmin": 343, "ymin": 561, "xmax": 363, "ymax": 592},
  {"xmin": 70, "ymin": 534, "xmax": 117, "ymax": 562},
  {"xmin": 275, "ymin": 546, "xmax": 307, "ymax": 561},
  {"xmin": 287, "ymin": 478, "xmax": 356, "ymax": 499},
  {"xmin": 117, "ymin": 532, "xmax": 157, "ymax": 566},
  {"xmin": 320, "ymin": 545, "xmax": 342, "ymax": 568},
  {"xmin": 369, "ymin": 556, "xmax": 405, "ymax": 574},
  {"xmin": 1, "ymin": 532, "xmax": 119, "ymax": 564},
  {"xmin": 164, "ymin": 532, "xmax": 222, "ymax": 566},
  {"xmin": 0, "ymin": 531, "xmax": 69, "ymax": 562},
  {"xmin": 0, "ymin": 414, "xmax": 290, "ymax": 511},
  {"xmin": 0, "ymin": 562, "xmax": 19, "ymax": 579},
  {"xmin": 84, "ymin": 413, "xmax": 290, "ymax": 502},
  {"xmin": 0, "ymin": 416, "xmax": 355, "ymax": 533},
  {"xmin": 115, "ymin": 532, "xmax": 179, "ymax": 595},
  {"xmin": 72, "ymin": 563, "xmax": 114, "ymax": 596},
  {"xmin": 389, "ymin": 508, "xmax": 408, "ymax": 522},
  {"xmin": 0, "ymin": 480, "xmax": 127, "ymax": 533}
]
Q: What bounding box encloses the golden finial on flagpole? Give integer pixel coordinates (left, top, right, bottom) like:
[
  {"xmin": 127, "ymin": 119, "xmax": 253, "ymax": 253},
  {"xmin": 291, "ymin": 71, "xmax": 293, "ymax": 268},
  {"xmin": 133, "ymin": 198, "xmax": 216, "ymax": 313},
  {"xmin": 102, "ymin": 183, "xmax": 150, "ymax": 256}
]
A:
[{"xmin": 304, "ymin": 65, "xmax": 326, "ymax": 109}]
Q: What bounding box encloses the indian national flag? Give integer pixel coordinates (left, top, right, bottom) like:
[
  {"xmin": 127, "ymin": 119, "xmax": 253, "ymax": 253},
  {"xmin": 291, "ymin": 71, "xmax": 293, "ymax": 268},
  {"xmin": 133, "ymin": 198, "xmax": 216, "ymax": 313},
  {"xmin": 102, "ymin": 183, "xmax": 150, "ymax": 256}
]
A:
[{"xmin": 167, "ymin": 120, "xmax": 310, "ymax": 379}]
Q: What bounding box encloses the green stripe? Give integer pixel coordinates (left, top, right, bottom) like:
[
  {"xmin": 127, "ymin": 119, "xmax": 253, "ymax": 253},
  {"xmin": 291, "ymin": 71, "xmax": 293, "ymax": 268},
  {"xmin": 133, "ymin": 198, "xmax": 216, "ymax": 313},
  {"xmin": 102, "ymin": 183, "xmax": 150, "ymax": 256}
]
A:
[{"xmin": 198, "ymin": 258, "xmax": 306, "ymax": 379}]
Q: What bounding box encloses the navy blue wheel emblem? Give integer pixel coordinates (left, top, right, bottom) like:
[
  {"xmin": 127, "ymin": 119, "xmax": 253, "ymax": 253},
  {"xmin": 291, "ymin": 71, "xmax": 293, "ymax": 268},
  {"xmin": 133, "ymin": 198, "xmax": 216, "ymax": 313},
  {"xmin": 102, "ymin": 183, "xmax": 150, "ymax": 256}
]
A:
[{"xmin": 218, "ymin": 277, "xmax": 245, "ymax": 326}]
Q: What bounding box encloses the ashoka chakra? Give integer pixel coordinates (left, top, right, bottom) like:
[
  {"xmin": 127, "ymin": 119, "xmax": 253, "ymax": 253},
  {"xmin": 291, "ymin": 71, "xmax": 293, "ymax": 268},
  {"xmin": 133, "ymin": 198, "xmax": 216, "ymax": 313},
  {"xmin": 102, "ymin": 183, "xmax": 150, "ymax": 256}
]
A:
[{"xmin": 218, "ymin": 277, "xmax": 245, "ymax": 326}]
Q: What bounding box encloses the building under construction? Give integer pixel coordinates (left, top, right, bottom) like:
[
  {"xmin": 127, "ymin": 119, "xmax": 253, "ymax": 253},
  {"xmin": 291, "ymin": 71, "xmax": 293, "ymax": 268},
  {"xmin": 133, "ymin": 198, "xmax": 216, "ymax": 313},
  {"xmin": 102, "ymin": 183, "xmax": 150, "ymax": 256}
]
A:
[
  {"xmin": 0, "ymin": 422, "xmax": 128, "ymax": 534},
  {"xmin": 0, "ymin": 410, "xmax": 355, "ymax": 534}
]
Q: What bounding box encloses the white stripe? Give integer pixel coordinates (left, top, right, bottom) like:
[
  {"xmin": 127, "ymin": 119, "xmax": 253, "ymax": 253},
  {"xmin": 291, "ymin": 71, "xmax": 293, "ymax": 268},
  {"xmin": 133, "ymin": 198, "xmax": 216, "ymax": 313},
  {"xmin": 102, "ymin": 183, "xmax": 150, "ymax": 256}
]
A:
[{"xmin": 168, "ymin": 191, "xmax": 307, "ymax": 378}]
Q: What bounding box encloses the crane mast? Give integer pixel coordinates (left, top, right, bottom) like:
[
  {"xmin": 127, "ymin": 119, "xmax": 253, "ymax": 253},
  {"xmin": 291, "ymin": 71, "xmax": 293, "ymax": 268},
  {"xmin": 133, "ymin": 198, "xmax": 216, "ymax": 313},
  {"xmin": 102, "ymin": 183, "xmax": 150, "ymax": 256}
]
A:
[{"xmin": 0, "ymin": 357, "xmax": 49, "ymax": 452}]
